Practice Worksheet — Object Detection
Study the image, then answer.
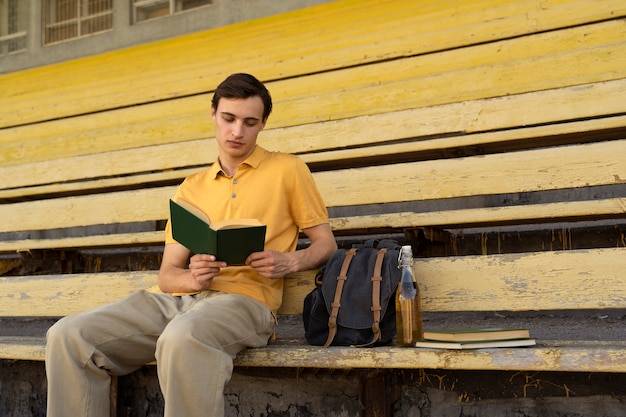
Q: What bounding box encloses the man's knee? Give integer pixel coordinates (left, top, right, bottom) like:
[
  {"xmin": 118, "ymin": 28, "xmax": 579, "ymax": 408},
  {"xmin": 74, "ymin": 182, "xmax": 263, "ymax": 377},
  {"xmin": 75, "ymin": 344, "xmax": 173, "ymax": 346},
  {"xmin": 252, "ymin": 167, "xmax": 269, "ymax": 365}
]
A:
[
  {"xmin": 46, "ymin": 315, "xmax": 81, "ymax": 346},
  {"xmin": 156, "ymin": 319, "xmax": 195, "ymax": 353}
]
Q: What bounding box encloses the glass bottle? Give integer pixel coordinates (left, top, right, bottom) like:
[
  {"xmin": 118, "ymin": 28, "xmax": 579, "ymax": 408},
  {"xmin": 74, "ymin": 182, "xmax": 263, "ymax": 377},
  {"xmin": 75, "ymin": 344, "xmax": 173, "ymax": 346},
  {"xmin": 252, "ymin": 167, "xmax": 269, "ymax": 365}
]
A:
[{"xmin": 395, "ymin": 245, "xmax": 422, "ymax": 347}]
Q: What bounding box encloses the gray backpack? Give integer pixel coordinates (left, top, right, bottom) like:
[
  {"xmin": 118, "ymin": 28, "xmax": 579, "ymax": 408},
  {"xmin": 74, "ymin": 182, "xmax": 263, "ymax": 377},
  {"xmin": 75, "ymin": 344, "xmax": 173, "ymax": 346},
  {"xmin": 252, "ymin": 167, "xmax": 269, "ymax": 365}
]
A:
[{"xmin": 303, "ymin": 240, "xmax": 402, "ymax": 347}]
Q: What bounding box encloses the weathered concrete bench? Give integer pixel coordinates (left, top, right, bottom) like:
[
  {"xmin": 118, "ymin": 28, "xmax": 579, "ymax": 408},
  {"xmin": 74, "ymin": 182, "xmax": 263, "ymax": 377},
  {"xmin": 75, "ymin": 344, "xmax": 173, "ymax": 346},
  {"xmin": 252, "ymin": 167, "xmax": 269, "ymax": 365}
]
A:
[{"xmin": 2, "ymin": 0, "xmax": 626, "ymax": 415}]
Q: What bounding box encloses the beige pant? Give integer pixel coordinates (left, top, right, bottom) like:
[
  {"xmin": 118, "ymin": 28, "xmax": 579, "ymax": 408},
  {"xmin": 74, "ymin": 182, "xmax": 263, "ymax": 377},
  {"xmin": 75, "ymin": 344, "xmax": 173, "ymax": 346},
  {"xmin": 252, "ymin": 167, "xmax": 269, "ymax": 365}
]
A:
[{"xmin": 45, "ymin": 289, "xmax": 275, "ymax": 417}]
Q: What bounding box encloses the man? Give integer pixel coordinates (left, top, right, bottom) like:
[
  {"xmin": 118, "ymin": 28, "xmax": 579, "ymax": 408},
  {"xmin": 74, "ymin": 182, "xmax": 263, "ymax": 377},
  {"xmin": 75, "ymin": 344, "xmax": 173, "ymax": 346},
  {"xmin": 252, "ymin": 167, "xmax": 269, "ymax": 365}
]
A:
[{"xmin": 46, "ymin": 73, "xmax": 337, "ymax": 417}]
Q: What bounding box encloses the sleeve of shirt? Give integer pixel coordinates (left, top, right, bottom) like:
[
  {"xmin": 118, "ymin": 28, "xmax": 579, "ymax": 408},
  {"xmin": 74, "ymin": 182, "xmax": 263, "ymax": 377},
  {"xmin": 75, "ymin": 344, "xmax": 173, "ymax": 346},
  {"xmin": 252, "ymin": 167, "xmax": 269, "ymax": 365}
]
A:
[
  {"xmin": 289, "ymin": 157, "xmax": 330, "ymax": 230},
  {"xmin": 163, "ymin": 182, "xmax": 188, "ymax": 245}
]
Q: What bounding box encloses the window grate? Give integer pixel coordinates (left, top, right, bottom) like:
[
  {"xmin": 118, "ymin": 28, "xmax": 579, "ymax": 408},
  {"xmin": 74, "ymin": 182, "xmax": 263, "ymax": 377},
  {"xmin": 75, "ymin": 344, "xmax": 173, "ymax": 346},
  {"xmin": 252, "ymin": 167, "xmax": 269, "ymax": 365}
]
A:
[
  {"xmin": 132, "ymin": 0, "xmax": 211, "ymax": 24},
  {"xmin": 43, "ymin": 0, "xmax": 113, "ymax": 45},
  {"xmin": 0, "ymin": 0, "xmax": 28, "ymax": 56}
]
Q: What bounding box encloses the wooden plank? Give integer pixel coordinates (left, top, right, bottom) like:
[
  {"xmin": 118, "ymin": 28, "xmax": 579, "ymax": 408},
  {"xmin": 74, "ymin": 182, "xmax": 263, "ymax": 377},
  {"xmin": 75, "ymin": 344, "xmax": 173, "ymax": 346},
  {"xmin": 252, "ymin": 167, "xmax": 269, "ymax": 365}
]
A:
[
  {"xmin": 0, "ymin": 337, "xmax": 46, "ymax": 361},
  {"xmin": 235, "ymin": 341, "xmax": 626, "ymax": 373},
  {"xmin": 270, "ymin": 20, "xmax": 626, "ymax": 129},
  {"xmin": 0, "ymin": 336, "xmax": 622, "ymax": 373},
  {"xmin": 2, "ymin": 20, "xmax": 625, "ymax": 167},
  {"xmin": 1, "ymin": 197, "xmax": 625, "ymax": 253},
  {"xmin": 0, "ymin": 231, "xmax": 166, "ymax": 253},
  {"xmin": 276, "ymin": 271, "xmax": 313, "ymax": 316},
  {"xmin": 236, "ymin": 341, "xmax": 626, "ymax": 372},
  {"xmin": 329, "ymin": 198, "xmax": 626, "ymax": 230},
  {"xmin": 2, "ymin": 80, "xmax": 625, "ymax": 193},
  {"xmin": 315, "ymin": 139, "xmax": 626, "ymax": 208},
  {"xmin": 1, "ymin": 138, "xmax": 624, "ymax": 233},
  {"xmin": 1, "ymin": 248, "xmax": 623, "ymax": 317},
  {"xmin": 281, "ymin": 248, "xmax": 626, "ymax": 314},
  {"xmin": 3, "ymin": 0, "xmax": 624, "ymax": 128},
  {"xmin": 0, "ymin": 186, "xmax": 177, "ymax": 233},
  {"xmin": 417, "ymin": 247, "xmax": 626, "ymax": 312},
  {"xmin": 0, "ymin": 269, "xmax": 304, "ymax": 317},
  {"xmin": 2, "ymin": 337, "xmax": 626, "ymax": 373},
  {"xmin": 0, "ymin": 269, "xmax": 311, "ymax": 317},
  {"xmin": 0, "ymin": 95, "xmax": 213, "ymax": 167},
  {"xmin": 0, "ymin": 167, "xmax": 199, "ymax": 201},
  {"xmin": 0, "ymin": 272, "xmax": 158, "ymax": 317}
]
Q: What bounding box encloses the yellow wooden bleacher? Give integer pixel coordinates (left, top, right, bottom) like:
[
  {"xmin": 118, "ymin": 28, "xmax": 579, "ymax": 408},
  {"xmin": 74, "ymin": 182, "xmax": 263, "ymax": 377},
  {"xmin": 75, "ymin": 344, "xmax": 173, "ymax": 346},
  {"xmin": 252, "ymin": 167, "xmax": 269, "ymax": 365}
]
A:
[{"xmin": 1, "ymin": 0, "xmax": 626, "ymax": 414}]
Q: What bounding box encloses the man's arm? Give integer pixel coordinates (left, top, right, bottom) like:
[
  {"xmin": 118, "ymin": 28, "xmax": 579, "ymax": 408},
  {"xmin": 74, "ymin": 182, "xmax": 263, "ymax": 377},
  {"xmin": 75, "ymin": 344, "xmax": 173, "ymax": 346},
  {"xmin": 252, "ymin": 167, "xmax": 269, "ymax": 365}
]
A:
[
  {"xmin": 246, "ymin": 223, "xmax": 337, "ymax": 278},
  {"xmin": 157, "ymin": 223, "xmax": 337, "ymax": 292}
]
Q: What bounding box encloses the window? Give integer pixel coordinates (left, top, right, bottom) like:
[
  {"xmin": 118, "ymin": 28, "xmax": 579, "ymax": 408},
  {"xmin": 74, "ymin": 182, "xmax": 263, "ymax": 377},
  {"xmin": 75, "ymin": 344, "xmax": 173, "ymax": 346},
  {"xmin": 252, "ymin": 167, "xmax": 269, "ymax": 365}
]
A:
[
  {"xmin": 132, "ymin": 0, "xmax": 211, "ymax": 23},
  {"xmin": 0, "ymin": 0, "xmax": 27, "ymax": 56},
  {"xmin": 44, "ymin": 0, "xmax": 113, "ymax": 44}
]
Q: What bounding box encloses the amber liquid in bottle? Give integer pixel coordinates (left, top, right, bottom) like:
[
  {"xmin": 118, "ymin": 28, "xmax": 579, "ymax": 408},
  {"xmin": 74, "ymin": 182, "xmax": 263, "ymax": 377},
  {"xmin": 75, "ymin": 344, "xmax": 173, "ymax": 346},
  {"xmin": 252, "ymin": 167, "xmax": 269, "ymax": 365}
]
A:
[{"xmin": 395, "ymin": 246, "xmax": 423, "ymax": 347}]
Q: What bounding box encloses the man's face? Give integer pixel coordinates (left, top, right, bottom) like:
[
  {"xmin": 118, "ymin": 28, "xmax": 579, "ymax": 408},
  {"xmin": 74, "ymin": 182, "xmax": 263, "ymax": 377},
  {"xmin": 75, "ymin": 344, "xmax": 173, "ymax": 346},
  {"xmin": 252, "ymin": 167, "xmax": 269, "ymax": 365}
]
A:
[{"xmin": 211, "ymin": 96, "xmax": 266, "ymax": 163}]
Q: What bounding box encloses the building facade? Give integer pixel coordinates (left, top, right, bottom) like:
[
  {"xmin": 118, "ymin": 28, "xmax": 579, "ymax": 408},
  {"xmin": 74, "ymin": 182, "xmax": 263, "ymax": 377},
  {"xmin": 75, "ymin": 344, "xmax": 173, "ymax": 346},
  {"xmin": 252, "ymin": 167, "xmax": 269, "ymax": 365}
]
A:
[{"xmin": 0, "ymin": 0, "xmax": 332, "ymax": 73}]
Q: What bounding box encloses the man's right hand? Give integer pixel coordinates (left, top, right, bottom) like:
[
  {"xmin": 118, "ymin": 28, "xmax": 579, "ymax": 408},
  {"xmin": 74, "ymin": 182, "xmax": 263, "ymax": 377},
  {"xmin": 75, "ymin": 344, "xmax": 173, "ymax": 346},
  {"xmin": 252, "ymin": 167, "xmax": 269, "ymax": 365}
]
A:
[{"xmin": 188, "ymin": 254, "xmax": 227, "ymax": 290}]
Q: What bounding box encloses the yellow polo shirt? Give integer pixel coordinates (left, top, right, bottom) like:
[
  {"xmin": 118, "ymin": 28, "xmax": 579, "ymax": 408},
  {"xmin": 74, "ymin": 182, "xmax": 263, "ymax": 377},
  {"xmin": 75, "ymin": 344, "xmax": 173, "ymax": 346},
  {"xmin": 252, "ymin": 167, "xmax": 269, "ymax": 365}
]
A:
[{"xmin": 164, "ymin": 146, "xmax": 330, "ymax": 313}]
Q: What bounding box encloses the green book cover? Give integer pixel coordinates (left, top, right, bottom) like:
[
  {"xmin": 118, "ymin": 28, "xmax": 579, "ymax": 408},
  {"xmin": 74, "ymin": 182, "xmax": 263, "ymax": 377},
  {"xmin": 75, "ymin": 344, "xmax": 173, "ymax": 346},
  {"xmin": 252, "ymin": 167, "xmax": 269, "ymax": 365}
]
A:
[{"xmin": 169, "ymin": 199, "xmax": 266, "ymax": 265}]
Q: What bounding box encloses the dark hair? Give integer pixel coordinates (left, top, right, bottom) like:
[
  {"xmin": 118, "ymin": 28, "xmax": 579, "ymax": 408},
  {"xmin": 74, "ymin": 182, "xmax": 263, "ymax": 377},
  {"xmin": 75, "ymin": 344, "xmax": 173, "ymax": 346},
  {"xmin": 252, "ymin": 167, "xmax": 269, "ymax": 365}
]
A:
[{"xmin": 211, "ymin": 73, "xmax": 273, "ymax": 121}]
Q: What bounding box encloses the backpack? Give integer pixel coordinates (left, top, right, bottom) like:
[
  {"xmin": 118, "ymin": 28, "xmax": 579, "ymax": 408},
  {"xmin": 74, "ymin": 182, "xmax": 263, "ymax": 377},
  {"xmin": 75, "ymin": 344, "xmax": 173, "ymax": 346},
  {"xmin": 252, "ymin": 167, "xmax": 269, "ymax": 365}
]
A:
[{"xmin": 302, "ymin": 239, "xmax": 402, "ymax": 347}]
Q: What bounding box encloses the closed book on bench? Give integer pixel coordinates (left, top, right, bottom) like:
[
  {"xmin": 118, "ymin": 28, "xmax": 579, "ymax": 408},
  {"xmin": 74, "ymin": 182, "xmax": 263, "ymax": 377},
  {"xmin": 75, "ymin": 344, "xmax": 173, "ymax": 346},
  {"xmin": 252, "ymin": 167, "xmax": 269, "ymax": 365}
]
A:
[
  {"xmin": 422, "ymin": 327, "xmax": 530, "ymax": 343},
  {"xmin": 169, "ymin": 199, "xmax": 266, "ymax": 265},
  {"xmin": 415, "ymin": 338, "xmax": 536, "ymax": 350}
]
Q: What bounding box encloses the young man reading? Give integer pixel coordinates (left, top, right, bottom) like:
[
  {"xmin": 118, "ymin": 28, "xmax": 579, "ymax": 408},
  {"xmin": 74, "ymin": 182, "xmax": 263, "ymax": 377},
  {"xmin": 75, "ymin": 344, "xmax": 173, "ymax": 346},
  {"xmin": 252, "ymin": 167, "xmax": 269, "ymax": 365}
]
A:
[{"xmin": 45, "ymin": 73, "xmax": 337, "ymax": 417}]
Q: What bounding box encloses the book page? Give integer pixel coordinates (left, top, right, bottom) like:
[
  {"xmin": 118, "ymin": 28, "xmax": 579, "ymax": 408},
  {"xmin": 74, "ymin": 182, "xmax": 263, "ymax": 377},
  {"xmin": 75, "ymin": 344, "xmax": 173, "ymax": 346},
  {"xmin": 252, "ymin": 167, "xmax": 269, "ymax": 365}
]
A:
[
  {"xmin": 211, "ymin": 218, "xmax": 264, "ymax": 230},
  {"xmin": 422, "ymin": 328, "xmax": 530, "ymax": 342},
  {"xmin": 176, "ymin": 197, "xmax": 210, "ymax": 224}
]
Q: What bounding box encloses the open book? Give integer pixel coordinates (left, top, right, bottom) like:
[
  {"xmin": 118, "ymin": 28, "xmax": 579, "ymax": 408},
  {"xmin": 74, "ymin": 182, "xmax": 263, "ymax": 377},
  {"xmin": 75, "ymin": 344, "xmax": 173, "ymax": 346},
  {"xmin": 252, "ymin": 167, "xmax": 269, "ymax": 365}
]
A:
[{"xmin": 169, "ymin": 199, "xmax": 266, "ymax": 265}]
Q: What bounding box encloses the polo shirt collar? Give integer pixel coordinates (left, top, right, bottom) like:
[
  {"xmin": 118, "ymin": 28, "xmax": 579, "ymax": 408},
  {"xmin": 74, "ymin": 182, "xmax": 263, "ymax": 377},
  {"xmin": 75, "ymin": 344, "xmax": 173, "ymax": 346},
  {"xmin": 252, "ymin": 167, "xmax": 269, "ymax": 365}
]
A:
[{"xmin": 208, "ymin": 145, "xmax": 266, "ymax": 178}]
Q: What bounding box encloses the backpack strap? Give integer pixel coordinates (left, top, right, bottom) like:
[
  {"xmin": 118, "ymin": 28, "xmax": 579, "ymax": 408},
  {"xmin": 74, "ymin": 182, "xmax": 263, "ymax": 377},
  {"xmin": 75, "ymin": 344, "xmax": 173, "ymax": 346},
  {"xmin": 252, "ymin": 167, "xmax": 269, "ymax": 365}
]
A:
[
  {"xmin": 323, "ymin": 247, "xmax": 358, "ymax": 348},
  {"xmin": 357, "ymin": 247, "xmax": 387, "ymax": 347}
]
